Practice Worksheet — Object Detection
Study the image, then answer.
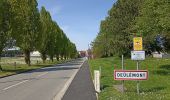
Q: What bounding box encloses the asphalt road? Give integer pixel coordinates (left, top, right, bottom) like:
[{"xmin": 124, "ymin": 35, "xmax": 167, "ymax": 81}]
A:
[
  {"xmin": 62, "ymin": 61, "xmax": 97, "ymax": 100},
  {"xmin": 0, "ymin": 58, "xmax": 85, "ymax": 100}
]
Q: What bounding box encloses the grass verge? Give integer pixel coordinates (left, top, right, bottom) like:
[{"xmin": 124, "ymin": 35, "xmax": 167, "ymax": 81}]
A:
[
  {"xmin": 89, "ymin": 57, "xmax": 170, "ymax": 100},
  {"xmin": 0, "ymin": 59, "xmax": 70, "ymax": 78}
]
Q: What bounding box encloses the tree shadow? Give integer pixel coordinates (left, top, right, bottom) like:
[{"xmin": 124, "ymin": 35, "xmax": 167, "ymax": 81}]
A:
[
  {"xmin": 0, "ymin": 78, "xmax": 38, "ymax": 84},
  {"xmin": 0, "ymin": 77, "xmax": 70, "ymax": 84},
  {"xmin": 152, "ymin": 70, "xmax": 170, "ymax": 75},
  {"xmin": 25, "ymin": 66, "xmax": 79, "ymax": 73},
  {"xmin": 100, "ymin": 84, "xmax": 109, "ymax": 90},
  {"xmin": 126, "ymin": 86, "xmax": 166, "ymax": 93},
  {"xmin": 152, "ymin": 65, "xmax": 170, "ymax": 75},
  {"xmin": 1, "ymin": 61, "xmax": 82, "ymax": 74},
  {"xmin": 159, "ymin": 65, "xmax": 170, "ymax": 70},
  {"xmin": 2, "ymin": 69, "xmax": 29, "ymax": 73},
  {"xmin": 142, "ymin": 86, "xmax": 166, "ymax": 93}
]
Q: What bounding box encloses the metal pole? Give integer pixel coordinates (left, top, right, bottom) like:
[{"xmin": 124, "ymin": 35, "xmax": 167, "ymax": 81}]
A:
[
  {"xmin": 137, "ymin": 61, "xmax": 140, "ymax": 94},
  {"xmin": 99, "ymin": 66, "xmax": 101, "ymax": 78},
  {"xmin": 122, "ymin": 55, "xmax": 124, "ymax": 93}
]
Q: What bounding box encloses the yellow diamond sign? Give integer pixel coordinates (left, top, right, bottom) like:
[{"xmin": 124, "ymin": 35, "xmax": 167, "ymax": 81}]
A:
[{"xmin": 133, "ymin": 37, "xmax": 143, "ymax": 51}]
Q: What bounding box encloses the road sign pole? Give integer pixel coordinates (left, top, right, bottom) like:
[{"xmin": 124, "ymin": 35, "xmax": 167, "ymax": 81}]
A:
[
  {"xmin": 137, "ymin": 61, "xmax": 140, "ymax": 94},
  {"xmin": 122, "ymin": 55, "xmax": 124, "ymax": 93}
]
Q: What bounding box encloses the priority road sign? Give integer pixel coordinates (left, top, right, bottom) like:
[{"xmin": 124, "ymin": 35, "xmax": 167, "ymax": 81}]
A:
[{"xmin": 133, "ymin": 37, "xmax": 143, "ymax": 51}]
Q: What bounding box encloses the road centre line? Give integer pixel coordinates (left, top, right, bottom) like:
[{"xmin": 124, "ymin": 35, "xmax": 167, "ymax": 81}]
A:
[
  {"xmin": 3, "ymin": 80, "xmax": 29, "ymax": 91},
  {"xmin": 37, "ymin": 72, "xmax": 48, "ymax": 78}
]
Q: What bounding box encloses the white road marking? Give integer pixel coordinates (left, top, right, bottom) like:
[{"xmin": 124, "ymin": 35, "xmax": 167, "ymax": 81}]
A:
[
  {"xmin": 3, "ymin": 80, "xmax": 29, "ymax": 91},
  {"xmin": 53, "ymin": 60, "xmax": 85, "ymax": 100},
  {"xmin": 2, "ymin": 72, "xmax": 48, "ymax": 91},
  {"xmin": 37, "ymin": 72, "xmax": 48, "ymax": 78}
]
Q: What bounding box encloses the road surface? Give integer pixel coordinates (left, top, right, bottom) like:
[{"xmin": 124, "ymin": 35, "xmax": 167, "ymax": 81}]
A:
[
  {"xmin": 62, "ymin": 61, "xmax": 97, "ymax": 100},
  {"xmin": 0, "ymin": 58, "xmax": 85, "ymax": 100}
]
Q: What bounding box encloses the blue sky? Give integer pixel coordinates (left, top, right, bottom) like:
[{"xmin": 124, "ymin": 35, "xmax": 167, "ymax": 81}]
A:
[{"xmin": 38, "ymin": 0, "xmax": 116, "ymax": 51}]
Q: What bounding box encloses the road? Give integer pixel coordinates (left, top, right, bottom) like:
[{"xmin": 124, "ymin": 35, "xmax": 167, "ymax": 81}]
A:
[
  {"xmin": 0, "ymin": 58, "xmax": 85, "ymax": 100},
  {"xmin": 62, "ymin": 61, "xmax": 97, "ymax": 100}
]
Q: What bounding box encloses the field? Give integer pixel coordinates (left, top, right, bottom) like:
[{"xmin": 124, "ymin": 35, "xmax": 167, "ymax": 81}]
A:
[
  {"xmin": 0, "ymin": 57, "xmax": 67, "ymax": 77},
  {"xmin": 89, "ymin": 57, "xmax": 170, "ymax": 100}
]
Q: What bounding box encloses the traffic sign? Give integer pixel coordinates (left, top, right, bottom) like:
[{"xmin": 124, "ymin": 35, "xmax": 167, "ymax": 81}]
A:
[
  {"xmin": 133, "ymin": 37, "xmax": 143, "ymax": 51},
  {"xmin": 131, "ymin": 51, "xmax": 145, "ymax": 60},
  {"xmin": 114, "ymin": 70, "xmax": 148, "ymax": 80}
]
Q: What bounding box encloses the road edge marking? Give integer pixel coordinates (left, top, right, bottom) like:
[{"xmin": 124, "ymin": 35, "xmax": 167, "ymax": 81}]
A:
[
  {"xmin": 53, "ymin": 59, "xmax": 85, "ymax": 100},
  {"xmin": 2, "ymin": 80, "xmax": 29, "ymax": 91}
]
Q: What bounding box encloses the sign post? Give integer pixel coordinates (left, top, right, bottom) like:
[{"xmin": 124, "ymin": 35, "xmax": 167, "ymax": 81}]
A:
[
  {"xmin": 133, "ymin": 36, "xmax": 145, "ymax": 94},
  {"xmin": 137, "ymin": 61, "xmax": 140, "ymax": 94},
  {"xmin": 114, "ymin": 36, "xmax": 148, "ymax": 94},
  {"xmin": 122, "ymin": 55, "xmax": 124, "ymax": 93}
]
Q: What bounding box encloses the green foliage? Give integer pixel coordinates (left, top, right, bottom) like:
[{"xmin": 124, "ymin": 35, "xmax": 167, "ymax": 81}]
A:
[
  {"xmin": 92, "ymin": 0, "xmax": 143, "ymax": 58},
  {"xmin": 39, "ymin": 7, "xmax": 77, "ymax": 62},
  {"xmin": 89, "ymin": 57, "xmax": 170, "ymax": 100},
  {"xmin": 0, "ymin": 0, "xmax": 77, "ymax": 65},
  {"xmin": 92, "ymin": 0, "xmax": 170, "ymax": 58},
  {"xmin": 134, "ymin": 0, "xmax": 170, "ymax": 52},
  {"xmin": 0, "ymin": 0, "xmax": 11, "ymax": 70},
  {"xmin": 8, "ymin": 0, "xmax": 41, "ymax": 65},
  {"xmin": 39, "ymin": 7, "xmax": 77, "ymax": 61},
  {"xmin": 0, "ymin": 0, "xmax": 11, "ymax": 55}
]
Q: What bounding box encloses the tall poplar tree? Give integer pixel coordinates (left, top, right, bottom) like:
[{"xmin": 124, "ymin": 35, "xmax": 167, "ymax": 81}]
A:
[
  {"xmin": 9, "ymin": 0, "xmax": 41, "ymax": 66},
  {"xmin": 39, "ymin": 7, "xmax": 53, "ymax": 63},
  {"xmin": 0, "ymin": 0, "xmax": 11, "ymax": 70}
]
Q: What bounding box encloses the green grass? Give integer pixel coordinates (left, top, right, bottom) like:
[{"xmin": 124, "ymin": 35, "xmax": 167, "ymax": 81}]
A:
[
  {"xmin": 0, "ymin": 59, "xmax": 69, "ymax": 77},
  {"xmin": 89, "ymin": 57, "xmax": 170, "ymax": 100}
]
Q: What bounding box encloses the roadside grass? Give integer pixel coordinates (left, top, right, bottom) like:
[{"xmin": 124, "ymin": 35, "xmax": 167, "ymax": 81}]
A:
[
  {"xmin": 89, "ymin": 57, "xmax": 170, "ymax": 100},
  {"xmin": 0, "ymin": 59, "xmax": 70, "ymax": 77}
]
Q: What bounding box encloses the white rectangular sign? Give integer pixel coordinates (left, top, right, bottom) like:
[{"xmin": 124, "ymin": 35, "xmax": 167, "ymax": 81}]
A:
[
  {"xmin": 114, "ymin": 70, "xmax": 148, "ymax": 80},
  {"xmin": 131, "ymin": 51, "xmax": 145, "ymax": 60}
]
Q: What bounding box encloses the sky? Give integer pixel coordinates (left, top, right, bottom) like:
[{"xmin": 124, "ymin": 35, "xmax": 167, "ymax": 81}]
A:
[{"xmin": 38, "ymin": 0, "xmax": 116, "ymax": 51}]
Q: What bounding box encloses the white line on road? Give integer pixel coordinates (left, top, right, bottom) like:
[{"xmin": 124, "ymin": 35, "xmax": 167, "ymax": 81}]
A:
[
  {"xmin": 37, "ymin": 72, "xmax": 48, "ymax": 78},
  {"xmin": 3, "ymin": 80, "xmax": 29, "ymax": 91},
  {"xmin": 53, "ymin": 60, "xmax": 86, "ymax": 100}
]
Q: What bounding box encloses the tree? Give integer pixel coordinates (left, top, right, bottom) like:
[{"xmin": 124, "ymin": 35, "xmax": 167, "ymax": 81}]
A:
[
  {"xmin": 69, "ymin": 42, "xmax": 77, "ymax": 59},
  {"xmin": 92, "ymin": 0, "xmax": 143, "ymax": 57},
  {"xmin": 39, "ymin": 6, "xmax": 74, "ymax": 62},
  {"xmin": 53, "ymin": 23, "xmax": 63, "ymax": 61},
  {"xmin": 0, "ymin": 0, "xmax": 11, "ymax": 70},
  {"xmin": 39, "ymin": 7, "xmax": 53, "ymax": 63},
  {"xmin": 134, "ymin": 0, "xmax": 170, "ymax": 52},
  {"xmin": 46, "ymin": 21, "xmax": 57, "ymax": 62},
  {"xmin": 60, "ymin": 33, "xmax": 69, "ymax": 60},
  {"xmin": 9, "ymin": 0, "xmax": 41, "ymax": 66}
]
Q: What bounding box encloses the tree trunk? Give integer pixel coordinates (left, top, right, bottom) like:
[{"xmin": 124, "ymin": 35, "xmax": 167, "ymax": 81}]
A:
[
  {"xmin": 61, "ymin": 55, "xmax": 63, "ymax": 60},
  {"xmin": 0, "ymin": 56, "xmax": 2, "ymax": 71},
  {"xmin": 50, "ymin": 55, "xmax": 53, "ymax": 62},
  {"xmin": 56, "ymin": 55, "xmax": 59, "ymax": 61},
  {"xmin": 24, "ymin": 50, "xmax": 31, "ymax": 66},
  {"xmin": 41, "ymin": 52, "xmax": 47, "ymax": 63}
]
